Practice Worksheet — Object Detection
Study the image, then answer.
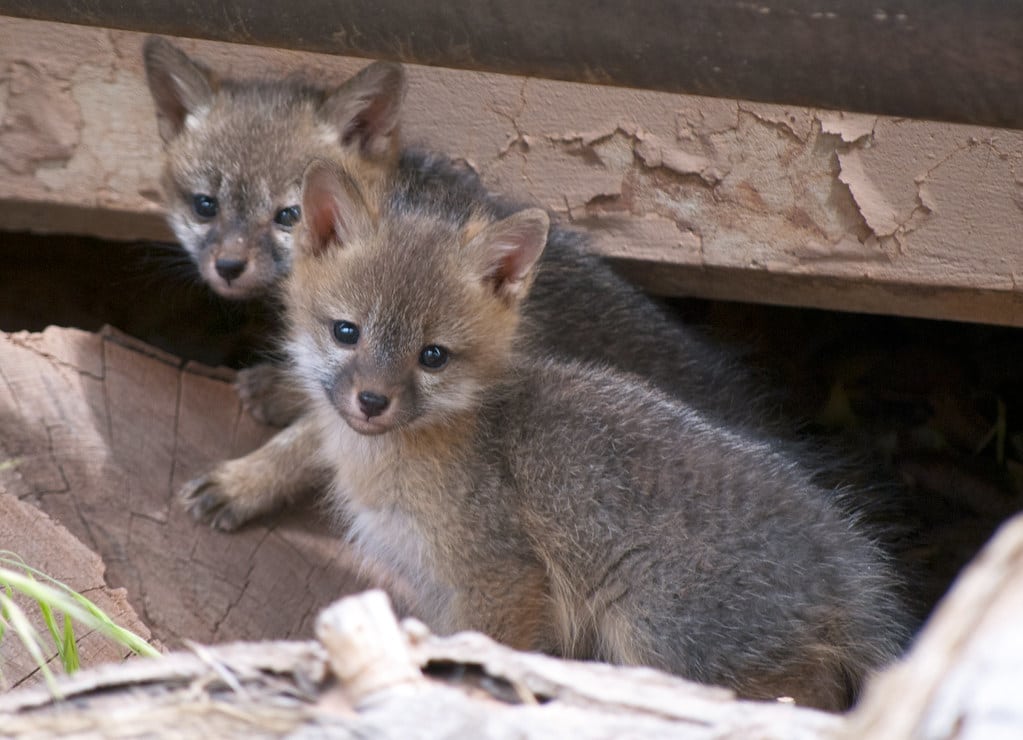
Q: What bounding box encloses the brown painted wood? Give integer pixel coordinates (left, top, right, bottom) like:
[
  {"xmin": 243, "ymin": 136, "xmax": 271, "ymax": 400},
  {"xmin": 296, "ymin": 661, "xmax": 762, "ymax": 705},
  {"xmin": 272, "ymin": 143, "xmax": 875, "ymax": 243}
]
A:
[{"xmin": 1, "ymin": 18, "xmax": 1021, "ymax": 328}]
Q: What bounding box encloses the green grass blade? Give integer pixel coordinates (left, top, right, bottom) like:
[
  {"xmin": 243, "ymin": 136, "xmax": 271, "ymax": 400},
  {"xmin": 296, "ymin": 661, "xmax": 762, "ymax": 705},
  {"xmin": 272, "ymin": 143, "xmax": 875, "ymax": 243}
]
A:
[
  {"xmin": 37, "ymin": 591, "xmax": 61, "ymax": 647},
  {"xmin": 0, "ymin": 457, "xmax": 21, "ymax": 472},
  {"xmin": 0, "ymin": 592, "xmax": 60, "ymax": 696},
  {"xmin": 0, "ymin": 561, "xmax": 159, "ymax": 660},
  {"xmin": 0, "ymin": 588, "xmax": 7, "ymax": 643},
  {"xmin": 61, "ymin": 616, "xmax": 80, "ymax": 673},
  {"xmin": 37, "ymin": 593, "xmax": 78, "ymax": 673}
]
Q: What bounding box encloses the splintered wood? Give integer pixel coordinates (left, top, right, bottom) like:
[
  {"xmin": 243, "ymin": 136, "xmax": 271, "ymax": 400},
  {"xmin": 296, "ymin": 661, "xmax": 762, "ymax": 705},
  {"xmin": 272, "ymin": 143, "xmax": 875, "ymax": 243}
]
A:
[
  {"xmin": 0, "ymin": 590, "xmax": 842, "ymax": 739},
  {"xmin": 0, "ymin": 326, "xmax": 374, "ymax": 652},
  {"xmin": 4, "ymin": 524, "xmax": 1023, "ymax": 740},
  {"xmin": 845, "ymin": 514, "xmax": 1023, "ymax": 739}
]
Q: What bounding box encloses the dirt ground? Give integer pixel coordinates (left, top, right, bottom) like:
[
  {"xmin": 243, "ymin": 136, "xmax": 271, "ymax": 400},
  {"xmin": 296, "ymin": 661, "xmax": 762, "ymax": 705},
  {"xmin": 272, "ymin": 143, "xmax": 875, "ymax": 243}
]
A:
[{"xmin": 3, "ymin": 228, "xmax": 1021, "ymax": 647}]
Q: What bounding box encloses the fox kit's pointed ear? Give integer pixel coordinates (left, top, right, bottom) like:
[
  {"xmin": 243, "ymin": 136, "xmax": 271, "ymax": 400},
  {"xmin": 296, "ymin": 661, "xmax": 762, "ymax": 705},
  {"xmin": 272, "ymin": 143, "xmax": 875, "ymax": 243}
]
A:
[
  {"xmin": 299, "ymin": 159, "xmax": 372, "ymax": 257},
  {"xmin": 320, "ymin": 61, "xmax": 406, "ymax": 159},
  {"xmin": 142, "ymin": 36, "xmax": 216, "ymax": 144},
  {"xmin": 470, "ymin": 208, "xmax": 550, "ymax": 302}
]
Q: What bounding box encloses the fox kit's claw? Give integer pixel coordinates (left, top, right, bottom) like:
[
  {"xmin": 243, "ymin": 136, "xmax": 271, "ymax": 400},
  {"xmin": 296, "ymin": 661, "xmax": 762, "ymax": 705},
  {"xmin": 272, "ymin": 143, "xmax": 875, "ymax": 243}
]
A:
[
  {"xmin": 177, "ymin": 420, "xmax": 325, "ymax": 533},
  {"xmin": 235, "ymin": 364, "xmax": 304, "ymax": 427},
  {"xmin": 179, "ymin": 474, "xmax": 247, "ymax": 531}
]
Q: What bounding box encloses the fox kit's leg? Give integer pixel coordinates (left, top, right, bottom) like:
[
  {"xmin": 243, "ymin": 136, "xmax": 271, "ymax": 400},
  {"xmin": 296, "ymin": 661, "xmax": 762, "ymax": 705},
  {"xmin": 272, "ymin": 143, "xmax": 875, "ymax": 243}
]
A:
[
  {"xmin": 592, "ymin": 585, "xmax": 881, "ymax": 711},
  {"xmin": 234, "ymin": 362, "xmax": 308, "ymax": 427},
  {"xmin": 180, "ymin": 414, "xmax": 329, "ymax": 530},
  {"xmin": 731, "ymin": 650, "xmax": 854, "ymax": 712}
]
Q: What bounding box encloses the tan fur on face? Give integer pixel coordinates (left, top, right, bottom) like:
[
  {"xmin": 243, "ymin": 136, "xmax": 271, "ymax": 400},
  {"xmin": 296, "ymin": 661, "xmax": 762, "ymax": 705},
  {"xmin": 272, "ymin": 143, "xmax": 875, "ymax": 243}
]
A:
[
  {"xmin": 144, "ymin": 38, "xmax": 402, "ymax": 298},
  {"xmin": 287, "ymin": 205, "xmax": 521, "ymax": 432}
]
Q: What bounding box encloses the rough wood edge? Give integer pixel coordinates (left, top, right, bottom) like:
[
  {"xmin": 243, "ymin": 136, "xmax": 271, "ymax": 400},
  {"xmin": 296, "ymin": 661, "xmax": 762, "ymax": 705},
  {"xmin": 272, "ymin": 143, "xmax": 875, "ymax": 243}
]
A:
[{"xmin": 0, "ymin": 590, "xmax": 842, "ymax": 739}]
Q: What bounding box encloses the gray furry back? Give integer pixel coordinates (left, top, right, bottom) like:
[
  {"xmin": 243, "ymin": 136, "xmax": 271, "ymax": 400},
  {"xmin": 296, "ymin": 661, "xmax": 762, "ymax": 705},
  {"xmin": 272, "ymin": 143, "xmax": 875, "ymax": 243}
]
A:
[{"xmin": 497, "ymin": 359, "xmax": 909, "ymax": 708}]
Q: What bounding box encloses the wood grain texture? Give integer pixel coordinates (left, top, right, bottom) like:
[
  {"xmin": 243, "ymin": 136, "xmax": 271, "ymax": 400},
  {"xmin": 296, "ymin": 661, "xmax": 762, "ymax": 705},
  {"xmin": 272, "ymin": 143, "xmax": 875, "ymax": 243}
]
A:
[
  {"xmin": 0, "ymin": 326, "xmax": 374, "ymax": 649},
  {"xmin": 0, "ymin": 493, "xmax": 152, "ymax": 689}
]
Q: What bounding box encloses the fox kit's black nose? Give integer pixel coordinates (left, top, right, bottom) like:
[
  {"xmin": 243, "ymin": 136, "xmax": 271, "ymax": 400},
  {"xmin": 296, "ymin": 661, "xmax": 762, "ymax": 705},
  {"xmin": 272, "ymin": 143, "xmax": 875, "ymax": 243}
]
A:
[
  {"xmin": 357, "ymin": 391, "xmax": 390, "ymax": 418},
  {"xmin": 215, "ymin": 257, "xmax": 247, "ymax": 282}
]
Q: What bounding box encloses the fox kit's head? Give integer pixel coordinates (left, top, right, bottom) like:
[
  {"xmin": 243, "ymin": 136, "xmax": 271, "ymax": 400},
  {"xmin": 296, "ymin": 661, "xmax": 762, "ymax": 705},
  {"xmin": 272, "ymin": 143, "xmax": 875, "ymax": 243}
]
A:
[
  {"xmin": 143, "ymin": 37, "xmax": 405, "ymax": 299},
  {"xmin": 287, "ymin": 160, "xmax": 550, "ymax": 436}
]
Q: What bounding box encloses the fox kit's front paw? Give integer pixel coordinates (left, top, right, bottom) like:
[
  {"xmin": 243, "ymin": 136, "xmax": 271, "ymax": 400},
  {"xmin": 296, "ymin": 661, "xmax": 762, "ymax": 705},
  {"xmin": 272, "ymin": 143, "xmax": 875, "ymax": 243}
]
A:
[
  {"xmin": 179, "ymin": 467, "xmax": 259, "ymax": 531},
  {"xmin": 179, "ymin": 419, "xmax": 328, "ymax": 532},
  {"xmin": 235, "ymin": 363, "xmax": 303, "ymax": 427}
]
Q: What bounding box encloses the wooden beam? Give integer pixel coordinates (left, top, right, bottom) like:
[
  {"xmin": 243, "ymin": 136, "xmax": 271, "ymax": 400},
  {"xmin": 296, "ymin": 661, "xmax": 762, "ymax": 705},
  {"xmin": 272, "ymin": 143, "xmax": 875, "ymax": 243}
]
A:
[{"xmin": 1, "ymin": 17, "xmax": 1022, "ymax": 326}]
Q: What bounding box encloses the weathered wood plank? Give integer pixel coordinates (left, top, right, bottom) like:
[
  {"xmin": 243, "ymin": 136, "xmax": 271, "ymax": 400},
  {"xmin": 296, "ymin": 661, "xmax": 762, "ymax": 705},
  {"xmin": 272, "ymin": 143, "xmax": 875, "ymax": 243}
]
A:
[
  {"xmin": 0, "ymin": 591, "xmax": 845, "ymax": 738},
  {"xmin": 5, "ymin": 505, "xmax": 1023, "ymax": 736},
  {"xmin": 1, "ymin": 16, "xmax": 1022, "ymax": 325}
]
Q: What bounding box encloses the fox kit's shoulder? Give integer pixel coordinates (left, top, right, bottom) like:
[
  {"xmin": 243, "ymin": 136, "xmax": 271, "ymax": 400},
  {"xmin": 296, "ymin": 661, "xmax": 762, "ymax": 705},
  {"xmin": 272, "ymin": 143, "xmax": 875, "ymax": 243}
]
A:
[{"xmin": 143, "ymin": 37, "xmax": 404, "ymax": 298}]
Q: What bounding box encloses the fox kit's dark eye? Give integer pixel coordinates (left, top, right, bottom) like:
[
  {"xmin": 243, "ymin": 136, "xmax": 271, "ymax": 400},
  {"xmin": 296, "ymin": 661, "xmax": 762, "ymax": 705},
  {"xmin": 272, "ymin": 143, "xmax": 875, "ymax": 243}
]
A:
[
  {"xmin": 274, "ymin": 205, "xmax": 301, "ymax": 228},
  {"xmin": 332, "ymin": 320, "xmax": 360, "ymax": 346},
  {"xmin": 192, "ymin": 194, "xmax": 218, "ymax": 219},
  {"xmin": 419, "ymin": 345, "xmax": 449, "ymax": 370}
]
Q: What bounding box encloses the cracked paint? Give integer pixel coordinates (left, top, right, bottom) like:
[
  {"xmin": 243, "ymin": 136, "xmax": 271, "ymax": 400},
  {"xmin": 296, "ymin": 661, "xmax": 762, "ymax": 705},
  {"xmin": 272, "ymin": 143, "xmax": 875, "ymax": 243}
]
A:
[
  {"xmin": 820, "ymin": 112, "xmax": 878, "ymax": 144},
  {"xmin": 738, "ymin": 103, "xmax": 816, "ymax": 142},
  {"xmin": 837, "ymin": 149, "xmax": 902, "ymax": 237},
  {"xmin": 634, "ymin": 130, "xmax": 727, "ymax": 185},
  {"xmin": 676, "ymin": 99, "xmax": 740, "ymax": 139}
]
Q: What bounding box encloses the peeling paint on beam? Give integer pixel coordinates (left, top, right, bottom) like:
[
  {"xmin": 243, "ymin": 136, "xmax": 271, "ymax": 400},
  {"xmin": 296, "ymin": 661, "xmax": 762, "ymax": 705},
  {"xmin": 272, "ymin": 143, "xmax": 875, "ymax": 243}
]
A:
[{"xmin": 1, "ymin": 18, "xmax": 1022, "ymax": 327}]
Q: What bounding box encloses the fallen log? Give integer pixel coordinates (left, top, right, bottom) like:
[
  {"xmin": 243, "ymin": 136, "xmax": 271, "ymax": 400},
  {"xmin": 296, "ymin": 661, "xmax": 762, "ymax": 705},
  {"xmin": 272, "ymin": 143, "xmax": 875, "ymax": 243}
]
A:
[{"xmin": 0, "ymin": 590, "xmax": 843, "ymax": 739}]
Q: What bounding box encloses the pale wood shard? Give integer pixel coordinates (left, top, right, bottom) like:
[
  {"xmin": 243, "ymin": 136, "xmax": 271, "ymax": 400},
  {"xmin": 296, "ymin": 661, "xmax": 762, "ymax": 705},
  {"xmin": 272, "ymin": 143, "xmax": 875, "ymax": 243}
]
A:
[
  {"xmin": 1, "ymin": 16, "xmax": 1023, "ymax": 326},
  {"xmin": 315, "ymin": 589, "xmax": 420, "ymax": 702},
  {"xmin": 0, "ymin": 326, "xmax": 375, "ymax": 651},
  {"xmin": 845, "ymin": 512, "xmax": 1023, "ymax": 740}
]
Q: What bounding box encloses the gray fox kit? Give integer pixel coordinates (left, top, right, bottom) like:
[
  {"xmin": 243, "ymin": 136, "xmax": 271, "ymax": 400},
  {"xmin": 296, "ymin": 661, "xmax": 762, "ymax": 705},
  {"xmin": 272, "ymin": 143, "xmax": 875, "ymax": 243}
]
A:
[
  {"xmin": 146, "ymin": 45, "xmax": 910, "ymax": 692},
  {"xmin": 283, "ymin": 158, "xmax": 907, "ymax": 711},
  {"xmin": 143, "ymin": 37, "xmax": 401, "ymax": 301}
]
